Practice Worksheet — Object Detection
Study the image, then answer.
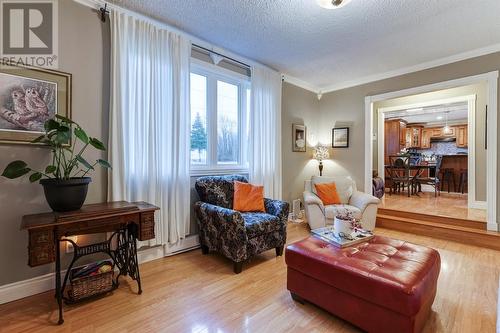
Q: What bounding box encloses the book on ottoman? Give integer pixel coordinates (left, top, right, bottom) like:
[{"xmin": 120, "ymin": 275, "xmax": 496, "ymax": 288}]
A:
[{"xmin": 312, "ymin": 226, "xmax": 374, "ymax": 248}]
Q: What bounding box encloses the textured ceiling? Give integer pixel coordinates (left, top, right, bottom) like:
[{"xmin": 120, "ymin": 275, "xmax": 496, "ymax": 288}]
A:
[{"xmin": 109, "ymin": 0, "xmax": 500, "ymax": 91}]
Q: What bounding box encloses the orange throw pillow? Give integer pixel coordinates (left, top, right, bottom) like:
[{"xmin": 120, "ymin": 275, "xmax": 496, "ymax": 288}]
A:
[
  {"xmin": 314, "ymin": 182, "xmax": 341, "ymax": 205},
  {"xmin": 233, "ymin": 181, "xmax": 265, "ymax": 212}
]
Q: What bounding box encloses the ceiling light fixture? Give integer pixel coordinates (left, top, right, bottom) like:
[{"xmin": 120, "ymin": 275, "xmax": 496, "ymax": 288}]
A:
[
  {"xmin": 317, "ymin": 0, "xmax": 352, "ymax": 9},
  {"xmin": 437, "ymin": 116, "xmax": 443, "ymax": 120},
  {"xmin": 443, "ymin": 111, "xmax": 452, "ymax": 134}
]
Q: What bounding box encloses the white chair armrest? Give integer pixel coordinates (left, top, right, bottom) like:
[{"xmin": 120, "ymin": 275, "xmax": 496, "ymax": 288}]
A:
[
  {"xmin": 303, "ymin": 191, "xmax": 326, "ymax": 230},
  {"xmin": 303, "ymin": 191, "xmax": 324, "ymax": 208},
  {"xmin": 349, "ymin": 191, "xmax": 380, "ymax": 213}
]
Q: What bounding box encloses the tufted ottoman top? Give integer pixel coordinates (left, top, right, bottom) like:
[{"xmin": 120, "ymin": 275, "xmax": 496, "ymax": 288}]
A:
[{"xmin": 285, "ymin": 235, "xmax": 441, "ymax": 316}]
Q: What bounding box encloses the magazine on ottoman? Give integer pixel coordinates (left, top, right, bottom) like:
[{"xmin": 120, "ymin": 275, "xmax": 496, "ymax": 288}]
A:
[{"xmin": 312, "ymin": 226, "xmax": 374, "ymax": 248}]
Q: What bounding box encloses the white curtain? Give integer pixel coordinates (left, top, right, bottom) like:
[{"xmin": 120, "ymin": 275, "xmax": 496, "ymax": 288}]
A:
[
  {"xmin": 108, "ymin": 11, "xmax": 191, "ymax": 245},
  {"xmin": 249, "ymin": 66, "xmax": 283, "ymax": 199}
]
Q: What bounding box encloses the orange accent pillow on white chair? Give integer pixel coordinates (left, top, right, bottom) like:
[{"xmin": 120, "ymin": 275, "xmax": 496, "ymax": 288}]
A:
[{"xmin": 314, "ymin": 182, "xmax": 342, "ymax": 205}]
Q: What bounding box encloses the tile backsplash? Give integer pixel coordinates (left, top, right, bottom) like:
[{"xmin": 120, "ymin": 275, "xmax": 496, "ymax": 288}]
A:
[{"xmin": 417, "ymin": 142, "xmax": 468, "ymax": 156}]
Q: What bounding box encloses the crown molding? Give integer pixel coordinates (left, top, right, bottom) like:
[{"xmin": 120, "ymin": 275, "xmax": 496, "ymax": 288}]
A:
[
  {"xmin": 320, "ymin": 43, "xmax": 500, "ymax": 94},
  {"xmin": 281, "ymin": 74, "xmax": 321, "ymax": 95}
]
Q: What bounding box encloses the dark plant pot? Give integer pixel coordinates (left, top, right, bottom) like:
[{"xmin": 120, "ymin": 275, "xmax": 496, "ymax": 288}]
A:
[{"xmin": 40, "ymin": 177, "xmax": 91, "ymax": 212}]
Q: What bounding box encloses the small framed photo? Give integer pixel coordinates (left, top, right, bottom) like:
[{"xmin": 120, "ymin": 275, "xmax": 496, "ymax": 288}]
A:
[
  {"xmin": 292, "ymin": 124, "xmax": 306, "ymax": 152},
  {"xmin": 332, "ymin": 127, "xmax": 349, "ymax": 148}
]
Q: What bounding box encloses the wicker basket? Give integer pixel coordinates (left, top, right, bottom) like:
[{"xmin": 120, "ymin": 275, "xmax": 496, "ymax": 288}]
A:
[{"xmin": 67, "ymin": 263, "xmax": 114, "ymax": 302}]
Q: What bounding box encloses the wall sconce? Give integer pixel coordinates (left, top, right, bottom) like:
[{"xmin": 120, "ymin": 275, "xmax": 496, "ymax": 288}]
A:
[{"xmin": 313, "ymin": 145, "xmax": 330, "ymax": 176}]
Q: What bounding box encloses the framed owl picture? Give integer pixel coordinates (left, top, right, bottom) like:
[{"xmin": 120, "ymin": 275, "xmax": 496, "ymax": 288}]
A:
[{"xmin": 0, "ymin": 61, "xmax": 72, "ymax": 144}]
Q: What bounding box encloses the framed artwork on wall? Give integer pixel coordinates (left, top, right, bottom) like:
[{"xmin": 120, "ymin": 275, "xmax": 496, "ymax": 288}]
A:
[
  {"xmin": 292, "ymin": 124, "xmax": 307, "ymax": 152},
  {"xmin": 0, "ymin": 61, "xmax": 72, "ymax": 145},
  {"xmin": 332, "ymin": 127, "xmax": 349, "ymax": 148}
]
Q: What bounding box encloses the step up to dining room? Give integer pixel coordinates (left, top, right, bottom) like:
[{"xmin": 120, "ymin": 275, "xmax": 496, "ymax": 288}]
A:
[{"xmin": 376, "ymin": 208, "xmax": 500, "ymax": 251}]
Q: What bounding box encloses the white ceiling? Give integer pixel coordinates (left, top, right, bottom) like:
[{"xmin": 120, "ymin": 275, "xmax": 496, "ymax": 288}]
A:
[
  {"xmin": 109, "ymin": 0, "xmax": 500, "ymax": 92},
  {"xmin": 385, "ymin": 102, "xmax": 468, "ymax": 125}
]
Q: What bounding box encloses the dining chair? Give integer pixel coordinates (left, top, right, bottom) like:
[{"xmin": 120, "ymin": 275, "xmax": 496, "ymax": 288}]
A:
[
  {"xmin": 388, "ymin": 155, "xmax": 413, "ymax": 197},
  {"xmin": 415, "ymin": 155, "xmax": 443, "ymax": 197}
]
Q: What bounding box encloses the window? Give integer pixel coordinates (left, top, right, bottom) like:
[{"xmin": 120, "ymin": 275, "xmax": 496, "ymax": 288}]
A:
[
  {"xmin": 217, "ymin": 80, "xmax": 239, "ymax": 164},
  {"xmin": 190, "ymin": 73, "xmax": 208, "ymax": 165},
  {"xmin": 190, "ymin": 61, "xmax": 250, "ymax": 172}
]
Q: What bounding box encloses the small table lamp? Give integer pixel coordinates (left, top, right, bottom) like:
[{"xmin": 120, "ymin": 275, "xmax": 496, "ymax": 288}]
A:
[{"xmin": 313, "ymin": 145, "xmax": 330, "ymax": 176}]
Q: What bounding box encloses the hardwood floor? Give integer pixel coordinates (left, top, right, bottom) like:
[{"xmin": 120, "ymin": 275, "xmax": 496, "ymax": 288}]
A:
[
  {"xmin": 1, "ymin": 222, "xmax": 499, "ymax": 333},
  {"xmin": 380, "ymin": 189, "xmax": 487, "ymax": 222}
]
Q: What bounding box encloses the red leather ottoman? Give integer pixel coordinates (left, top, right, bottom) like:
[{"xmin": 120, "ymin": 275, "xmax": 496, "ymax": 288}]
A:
[{"xmin": 285, "ymin": 236, "xmax": 440, "ymax": 333}]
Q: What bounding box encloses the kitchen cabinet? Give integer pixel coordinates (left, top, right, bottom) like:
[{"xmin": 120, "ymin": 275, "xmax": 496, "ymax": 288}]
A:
[
  {"xmin": 424, "ymin": 125, "xmax": 467, "ymax": 148},
  {"xmin": 428, "ymin": 126, "xmax": 455, "ymax": 137},
  {"xmin": 441, "ymin": 155, "xmax": 468, "ymax": 193},
  {"xmin": 406, "ymin": 126, "xmax": 423, "ymax": 148},
  {"xmin": 384, "ymin": 119, "xmax": 407, "ymax": 164},
  {"xmin": 455, "ymin": 125, "xmax": 468, "ymax": 148},
  {"xmin": 405, "ymin": 128, "xmax": 411, "ymax": 148},
  {"xmin": 421, "ymin": 129, "xmax": 432, "ymax": 149},
  {"xmin": 399, "ymin": 121, "xmax": 406, "ymax": 146},
  {"xmin": 442, "ymin": 127, "xmax": 456, "ymax": 137},
  {"xmin": 431, "ymin": 128, "xmax": 442, "ymax": 137}
]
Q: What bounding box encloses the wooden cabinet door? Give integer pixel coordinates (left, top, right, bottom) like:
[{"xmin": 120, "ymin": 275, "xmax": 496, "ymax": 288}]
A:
[
  {"xmin": 384, "ymin": 119, "xmax": 407, "ymax": 164},
  {"xmin": 414, "ymin": 127, "xmax": 422, "ymax": 148},
  {"xmin": 405, "ymin": 127, "xmax": 412, "ymax": 148},
  {"xmin": 431, "ymin": 128, "xmax": 442, "ymax": 137},
  {"xmin": 421, "ymin": 129, "xmax": 431, "ymax": 149},
  {"xmin": 385, "ymin": 120, "xmax": 400, "ymax": 164},
  {"xmin": 407, "ymin": 127, "xmax": 422, "ymax": 148},
  {"xmin": 399, "ymin": 121, "xmax": 406, "ymax": 146},
  {"xmin": 443, "ymin": 126, "xmax": 455, "ymax": 137},
  {"xmin": 456, "ymin": 125, "xmax": 468, "ymax": 147}
]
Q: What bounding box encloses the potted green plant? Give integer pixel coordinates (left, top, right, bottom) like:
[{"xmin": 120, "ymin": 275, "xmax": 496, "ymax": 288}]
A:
[{"xmin": 1, "ymin": 115, "xmax": 111, "ymax": 212}]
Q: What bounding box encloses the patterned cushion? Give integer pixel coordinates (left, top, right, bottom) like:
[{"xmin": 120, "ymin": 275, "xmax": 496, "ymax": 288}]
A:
[
  {"xmin": 241, "ymin": 212, "xmax": 280, "ymax": 239},
  {"xmin": 195, "ymin": 175, "xmax": 248, "ymax": 208}
]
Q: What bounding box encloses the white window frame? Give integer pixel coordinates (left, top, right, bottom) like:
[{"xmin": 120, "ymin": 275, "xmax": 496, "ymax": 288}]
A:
[{"xmin": 190, "ymin": 58, "xmax": 251, "ymax": 176}]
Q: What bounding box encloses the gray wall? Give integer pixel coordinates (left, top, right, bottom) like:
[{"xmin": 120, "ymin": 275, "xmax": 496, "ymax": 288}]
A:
[
  {"xmin": 0, "ymin": 1, "xmax": 110, "ymax": 286},
  {"xmin": 298, "ymin": 51, "xmax": 500, "ymax": 221},
  {"xmin": 281, "ymin": 82, "xmax": 320, "ymax": 203}
]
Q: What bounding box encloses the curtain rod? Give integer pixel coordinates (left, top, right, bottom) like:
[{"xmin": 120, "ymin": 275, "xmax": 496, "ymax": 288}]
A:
[
  {"xmin": 192, "ymin": 44, "xmax": 251, "ymax": 70},
  {"xmin": 94, "ymin": 1, "xmax": 252, "ymax": 71}
]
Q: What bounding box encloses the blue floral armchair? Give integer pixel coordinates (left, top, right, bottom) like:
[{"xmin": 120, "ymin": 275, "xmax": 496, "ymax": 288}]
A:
[{"xmin": 194, "ymin": 175, "xmax": 289, "ymax": 274}]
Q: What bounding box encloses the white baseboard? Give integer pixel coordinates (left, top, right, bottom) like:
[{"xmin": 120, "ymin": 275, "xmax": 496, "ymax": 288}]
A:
[
  {"xmin": 487, "ymin": 222, "xmax": 499, "ymax": 232},
  {"xmin": 469, "ymin": 200, "xmax": 487, "ymax": 210},
  {"xmin": 165, "ymin": 234, "xmax": 200, "ymax": 255},
  {"xmin": 0, "ymin": 271, "xmax": 65, "ymax": 305},
  {"xmin": 137, "ymin": 245, "xmax": 166, "ymax": 264},
  {"xmin": 0, "ymin": 235, "xmax": 200, "ymax": 305}
]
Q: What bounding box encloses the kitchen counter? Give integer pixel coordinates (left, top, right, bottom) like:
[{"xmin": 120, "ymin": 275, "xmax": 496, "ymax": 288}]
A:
[{"xmin": 440, "ymin": 155, "xmax": 468, "ymax": 193}]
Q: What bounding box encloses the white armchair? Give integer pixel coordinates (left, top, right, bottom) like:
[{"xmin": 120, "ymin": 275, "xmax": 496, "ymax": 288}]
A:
[{"xmin": 303, "ymin": 176, "xmax": 380, "ymax": 231}]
